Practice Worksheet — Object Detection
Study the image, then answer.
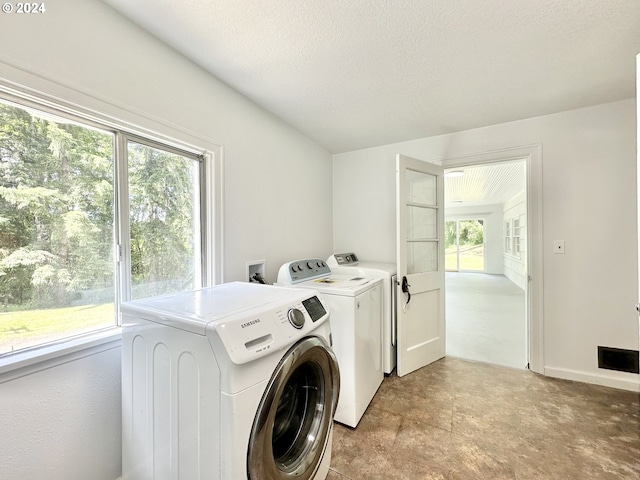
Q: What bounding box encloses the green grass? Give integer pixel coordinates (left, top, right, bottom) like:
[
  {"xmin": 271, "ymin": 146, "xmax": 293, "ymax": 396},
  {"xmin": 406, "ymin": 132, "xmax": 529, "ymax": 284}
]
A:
[
  {"xmin": 445, "ymin": 244, "xmax": 485, "ymax": 271},
  {"xmin": 0, "ymin": 303, "xmax": 114, "ymax": 354}
]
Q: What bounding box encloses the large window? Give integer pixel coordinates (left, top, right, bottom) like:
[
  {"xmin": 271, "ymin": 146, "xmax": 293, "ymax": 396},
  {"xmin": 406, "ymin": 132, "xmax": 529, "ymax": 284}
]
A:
[{"xmin": 0, "ymin": 95, "xmax": 209, "ymax": 356}]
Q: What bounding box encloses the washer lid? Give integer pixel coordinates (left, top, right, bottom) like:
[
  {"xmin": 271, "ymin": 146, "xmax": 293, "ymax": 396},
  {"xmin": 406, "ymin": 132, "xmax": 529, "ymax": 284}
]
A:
[
  {"xmin": 293, "ymin": 274, "xmax": 381, "ymax": 296},
  {"xmin": 121, "ymin": 282, "xmax": 307, "ymax": 334}
]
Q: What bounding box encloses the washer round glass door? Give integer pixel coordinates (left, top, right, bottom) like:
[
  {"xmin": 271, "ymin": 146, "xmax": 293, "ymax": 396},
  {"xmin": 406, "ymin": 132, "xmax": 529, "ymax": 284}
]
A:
[{"xmin": 247, "ymin": 336, "xmax": 340, "ymax": 480}]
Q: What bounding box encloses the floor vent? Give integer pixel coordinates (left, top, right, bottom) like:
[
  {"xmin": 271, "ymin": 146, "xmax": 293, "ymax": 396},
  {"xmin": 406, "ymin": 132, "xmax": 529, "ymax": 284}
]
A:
[{"xmin": 597, "ymin": 346, "xmax": 639, "ymax": 374}]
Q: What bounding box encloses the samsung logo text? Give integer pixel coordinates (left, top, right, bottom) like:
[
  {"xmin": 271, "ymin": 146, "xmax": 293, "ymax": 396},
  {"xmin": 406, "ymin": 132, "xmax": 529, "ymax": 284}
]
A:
[{"xmin": 241, "ymin": 319, "xmax": 261, "ymax": 329}]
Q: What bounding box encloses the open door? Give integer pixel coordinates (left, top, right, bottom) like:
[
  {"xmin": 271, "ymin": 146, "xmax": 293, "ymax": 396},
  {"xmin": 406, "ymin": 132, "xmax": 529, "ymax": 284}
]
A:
[{"xmin": 396, "ymin": 154, "xmax": 445, "ymax": 377}]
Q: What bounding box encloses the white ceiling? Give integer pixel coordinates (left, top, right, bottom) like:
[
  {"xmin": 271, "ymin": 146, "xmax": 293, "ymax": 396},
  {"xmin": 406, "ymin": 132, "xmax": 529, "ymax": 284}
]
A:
[
  {"xmin": 445, "ymin": 161, "xmax": 526, "ymax": 208},
  {"xmin": 102, "ymin": 0, "xmax": 640, "ymax": 154}
]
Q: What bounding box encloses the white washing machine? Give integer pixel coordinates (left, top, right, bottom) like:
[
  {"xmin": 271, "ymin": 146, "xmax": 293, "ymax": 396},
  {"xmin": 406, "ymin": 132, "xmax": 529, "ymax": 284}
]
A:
[
  {"xmin": 327, "ymin": 253, "xmax": 398, "ymax": 375},
  {"xmin": 121, "ymin": 281, "xmax": 340, "ymax": 480},
  {"xmin": 277, "ymin": 259, "xmax": 383, "ymax": 428}
]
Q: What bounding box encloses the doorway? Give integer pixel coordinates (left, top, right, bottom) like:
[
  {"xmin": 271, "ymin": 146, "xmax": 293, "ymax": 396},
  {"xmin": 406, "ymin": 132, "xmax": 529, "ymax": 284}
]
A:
[{"xmin": 443, "ymin": 160, "xmax": 528, "ymax": 370}]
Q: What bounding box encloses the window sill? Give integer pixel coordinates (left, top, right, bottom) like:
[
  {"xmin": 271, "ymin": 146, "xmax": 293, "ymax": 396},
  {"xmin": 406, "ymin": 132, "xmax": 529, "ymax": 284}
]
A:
[{"xmin": 0, "ymin": 328, "xmax": 122, "ymax": 384}]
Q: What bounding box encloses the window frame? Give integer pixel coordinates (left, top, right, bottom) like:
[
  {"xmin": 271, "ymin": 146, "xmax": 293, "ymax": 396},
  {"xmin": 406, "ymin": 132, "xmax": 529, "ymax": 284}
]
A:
[
  {"xmin": 504, "ymin": 219, "xmax": 512, "ymax": 254},
  {"xmin": 115, "ymin": 133, "xmax": 207, "ymax": 313},
  {"xmin": 512, "ymin": 216, "xmax": 521, "ymax": 257},
  {"xmin": 0, "ymin": 83, "xmax": 222, "ymax": 374}
]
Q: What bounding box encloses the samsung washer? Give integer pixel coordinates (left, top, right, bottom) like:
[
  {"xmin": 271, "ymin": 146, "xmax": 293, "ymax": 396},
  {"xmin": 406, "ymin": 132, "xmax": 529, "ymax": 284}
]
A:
[
  {"xmin": 277, "ymin": 259, "xmax": 383, "ymax": 428},
  {"xmin": 327, "ymin": 252, "xmax": 398, "ymax": 375},
  {"xmin": 121, "ymin": 281, "xmax": 339, "ymax": 480}
]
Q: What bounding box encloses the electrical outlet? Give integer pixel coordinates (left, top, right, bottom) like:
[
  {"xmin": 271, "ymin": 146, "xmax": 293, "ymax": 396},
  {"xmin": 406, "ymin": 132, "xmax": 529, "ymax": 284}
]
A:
[{"xmin": 553, "ymin": 240, "xmax": 565, "ymax": 254}]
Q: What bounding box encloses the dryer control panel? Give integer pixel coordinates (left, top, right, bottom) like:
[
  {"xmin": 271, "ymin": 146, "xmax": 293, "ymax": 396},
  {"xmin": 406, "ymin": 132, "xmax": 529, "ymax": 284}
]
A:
[{"xmin": 329, "ymin": 252, "xmax": 359, "ymax": 266}]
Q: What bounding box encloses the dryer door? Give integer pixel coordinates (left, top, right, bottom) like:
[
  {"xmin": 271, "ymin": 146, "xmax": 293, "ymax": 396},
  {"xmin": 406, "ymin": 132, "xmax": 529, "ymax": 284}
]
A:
[{"xmin": 248, "ymin": 336, "xmax": 340, "ymax": 480}]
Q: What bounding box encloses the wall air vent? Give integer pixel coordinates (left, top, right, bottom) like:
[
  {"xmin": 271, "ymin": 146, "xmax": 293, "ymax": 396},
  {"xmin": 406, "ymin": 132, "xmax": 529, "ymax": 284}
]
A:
[{"xmin": 597, "ymin": 346, "xmax": 639, "ymax": 374}]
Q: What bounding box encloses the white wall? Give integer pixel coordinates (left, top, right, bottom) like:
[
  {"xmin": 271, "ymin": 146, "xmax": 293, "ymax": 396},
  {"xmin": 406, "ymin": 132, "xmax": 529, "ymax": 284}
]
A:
[
  {"xmin": 0, "ymin": 347, "xmax": 122, "ymax": 480},
  {"xmin": 445, "ymin": 204, "xmax": 504, "ymax": 274},
  {"xmin": 332, "ymin": 153, "xmax": 396, "ymax": 262},
  {"xmin": 333, "ymin": 99, "xmax": 639, "ymax": 391},
  {"xmin": 503, "ymin": 191, "xmax": 527, "ymax": 289},
  {"xmin": 0, "ymin": 1, "xmax": 333, "ymax": 479}
]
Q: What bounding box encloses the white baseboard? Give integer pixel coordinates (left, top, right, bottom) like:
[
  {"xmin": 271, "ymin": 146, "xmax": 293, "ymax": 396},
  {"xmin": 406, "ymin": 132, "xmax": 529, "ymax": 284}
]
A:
[{"xmin": 544, "ymin": 366, "xmax": 640, "ymax": 392}]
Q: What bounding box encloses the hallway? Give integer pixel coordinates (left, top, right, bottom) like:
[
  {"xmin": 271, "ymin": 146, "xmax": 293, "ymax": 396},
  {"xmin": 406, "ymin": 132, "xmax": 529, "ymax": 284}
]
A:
[{"xmin": 445, "ymin": 272, "xmax": 527, "ymax": 369}]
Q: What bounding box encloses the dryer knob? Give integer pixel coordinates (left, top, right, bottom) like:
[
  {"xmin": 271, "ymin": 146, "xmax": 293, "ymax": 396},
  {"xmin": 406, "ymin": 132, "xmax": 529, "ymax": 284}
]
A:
[
  {"xmin": 287, "ymin": 308, "xmax": 305, "ymax": 329},
  {"xmin": 307, "ymin": 261, "xmax": 314, "ymax": 269}
]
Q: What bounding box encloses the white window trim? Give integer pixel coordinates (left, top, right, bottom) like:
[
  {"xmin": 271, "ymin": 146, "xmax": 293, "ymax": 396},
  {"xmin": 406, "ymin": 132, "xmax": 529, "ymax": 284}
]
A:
[
  {"xmin": 504, "ymin": 219, "xmax": 512, "ymax": 254},
  {"xmin": 504, "ymin": 214, "xmax": 525, "ymax": 260},
  {"xmin": 512, "ymin": 215, "xmax": 522, "ymax": 258},
  {"xmin": 0, "ymin": 73, "xmax": 224, "ymax": 377},
  {"xmin": 0, "ymin": 328, "xmax": 122, "ymax": 383}
]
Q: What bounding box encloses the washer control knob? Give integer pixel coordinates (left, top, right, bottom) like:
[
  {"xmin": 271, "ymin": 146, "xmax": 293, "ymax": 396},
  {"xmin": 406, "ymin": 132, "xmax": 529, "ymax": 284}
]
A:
[
  {"xmin": 307, "ymin": 261, "xmax": 314, "ymax": 269},
  {"xmin": 287, "ymin": 308, "xmax": 305, "ymax": 329}
]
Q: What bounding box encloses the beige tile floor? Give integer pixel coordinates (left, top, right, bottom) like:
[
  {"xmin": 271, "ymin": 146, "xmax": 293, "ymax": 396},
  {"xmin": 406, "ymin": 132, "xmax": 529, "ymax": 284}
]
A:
[{"xmin": 328, "ymin": 357, "xmax": 640, "ymax": 479}]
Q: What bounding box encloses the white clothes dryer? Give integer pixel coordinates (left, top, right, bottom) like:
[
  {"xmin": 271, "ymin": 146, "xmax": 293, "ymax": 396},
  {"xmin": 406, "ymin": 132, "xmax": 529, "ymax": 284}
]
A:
[
  {"xmin": 121, "ymin": 282, "xmax": 339, "ymax": 480},
  {"xmin": 327, "ymin": 253, "xmax": 398, "ymax": 375},
  {"xmin": 277, "ymin": 259, "xmax": 383, "ymax": 428}
]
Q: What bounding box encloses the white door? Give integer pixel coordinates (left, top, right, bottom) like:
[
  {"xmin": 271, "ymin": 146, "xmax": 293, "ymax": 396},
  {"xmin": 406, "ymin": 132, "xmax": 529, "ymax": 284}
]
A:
[{"xmin": 396, "ymin": 154, "xmax": 445, "ymax": 377}]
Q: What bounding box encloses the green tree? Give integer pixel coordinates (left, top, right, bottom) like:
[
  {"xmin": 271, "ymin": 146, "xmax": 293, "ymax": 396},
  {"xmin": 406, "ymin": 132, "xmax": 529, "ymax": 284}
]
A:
[
  {"xmin": 0, "ymin": 102, "xmax": 114, "ymax": 308},
  {"xmin": 0, "ymin": 99, "xmax": 197, "ymax": 310},
  {"xmin": 458, "ymin": 220, "xmax": 483, "ymax": 246},
  {"xmin": 128, "ymin": 142, "xmax": 196, "ymax": 297}
]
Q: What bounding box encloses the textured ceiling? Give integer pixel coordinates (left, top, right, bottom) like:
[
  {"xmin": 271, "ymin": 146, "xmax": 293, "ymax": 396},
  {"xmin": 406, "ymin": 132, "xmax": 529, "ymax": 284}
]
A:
[
  {"xmin": 102, "ymin": 0, "xmax": 640, "ymax": 154},
  {"xmin": 445, "ymin": 161, "xmax": 526, "ymax": 207}
]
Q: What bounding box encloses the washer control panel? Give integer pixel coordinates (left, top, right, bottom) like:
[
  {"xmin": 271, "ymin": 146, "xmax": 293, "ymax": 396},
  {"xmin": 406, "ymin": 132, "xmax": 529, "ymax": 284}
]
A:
[
  {"xmin": 287, "ymin": 308, "xmax": 305, "ymax": 329},
  {"xmin": 212, "ymin": 293, "xmax": 330, "ymax": 365},
  {"xmin": 302, "ymin": 295, "xmax": 327, "ymax": 322},
  {"xmin": 279, "ymin": 258, "xmax": 332, "ymax": 284}
]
